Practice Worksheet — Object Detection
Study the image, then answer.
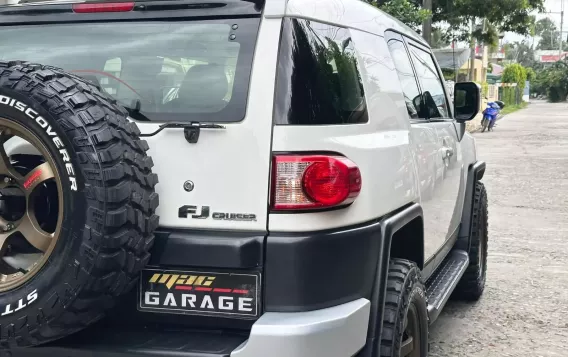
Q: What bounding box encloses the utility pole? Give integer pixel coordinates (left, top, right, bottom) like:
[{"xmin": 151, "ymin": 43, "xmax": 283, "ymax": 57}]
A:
[
  {"xmin": 469, "ymin": 18, "xmax": 476, "ymax": 82},
  {"xmin": 560, "ymin": 0, "xmax": 565, "ymax": 57},
  {"xmin": 422, "ymin": 0, "xmax": 432, "ymax": 45}
]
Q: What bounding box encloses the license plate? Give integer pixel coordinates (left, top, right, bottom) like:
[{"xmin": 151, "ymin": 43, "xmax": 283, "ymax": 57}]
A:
[{"xmin": 138, "ymin": 268, "xmax": 260, "ymax": 319}]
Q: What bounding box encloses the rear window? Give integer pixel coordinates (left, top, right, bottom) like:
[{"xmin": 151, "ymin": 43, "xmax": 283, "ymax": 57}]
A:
[
  {"xmin": 273, "ymin": 19, "xmax": 368, "ymax": 125},
  {"xmin": 0, "ymin": 19, "xmax": 260, "ymax": 123}
]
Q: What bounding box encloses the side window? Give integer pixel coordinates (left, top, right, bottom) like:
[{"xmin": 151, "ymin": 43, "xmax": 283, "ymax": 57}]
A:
[
  {"xmin": 386, "ymin": 39, "xmax": 422, "ymax": 119},
  {"xmin": 274, "ymin": 19, "xmax": 368, "ymax": 125},
  {"xmin": 408, "ymin": 45, "xmax": 450, "ymax": 119}
]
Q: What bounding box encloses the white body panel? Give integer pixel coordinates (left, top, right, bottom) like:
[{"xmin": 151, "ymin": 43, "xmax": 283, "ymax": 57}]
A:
[
  {"xmin": 269, "ymin": 29, "xmax": 418, "ymax": 232},
  {"xmin": 265, "ymin": 0, "xmax": 477, "ymax": 263},
  {"xmin": 133, "ymin": 17, "xmax": 282, "ymax": 231}
]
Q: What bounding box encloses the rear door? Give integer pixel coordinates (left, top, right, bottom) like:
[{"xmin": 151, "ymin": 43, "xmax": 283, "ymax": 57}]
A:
[
  {"xmin": 385, "ymin": 32, "xmax": 445, "ymax": 260},
  {"xmin": 0, "ymin": 4, "xmax": 277, "ymax": 232},
  {"xmin": 406, "ymin": 41, "xmax": 464, "ymax": 242}
]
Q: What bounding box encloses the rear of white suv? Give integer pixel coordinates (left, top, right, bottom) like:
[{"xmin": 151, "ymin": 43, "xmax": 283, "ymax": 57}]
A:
[{"xmin": 0, "ymin": 0, "xmax": 484, "ymax": 356}]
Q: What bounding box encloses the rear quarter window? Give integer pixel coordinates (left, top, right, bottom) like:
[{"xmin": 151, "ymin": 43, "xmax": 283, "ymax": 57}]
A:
[{"xmin": 274, "ymin": 19, "xmax": 368, "ymax": 125}]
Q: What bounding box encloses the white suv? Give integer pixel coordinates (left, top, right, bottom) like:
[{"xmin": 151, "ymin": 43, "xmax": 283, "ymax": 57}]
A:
[{"xmin": 0, "ymin": 0, "xmax": 488, "ymax": 356}]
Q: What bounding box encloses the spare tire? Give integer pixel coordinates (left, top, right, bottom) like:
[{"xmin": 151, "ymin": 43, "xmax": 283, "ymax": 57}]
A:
[{"xmin": 0, "ymin": 61, "xmax": 159, "ymax": 347}]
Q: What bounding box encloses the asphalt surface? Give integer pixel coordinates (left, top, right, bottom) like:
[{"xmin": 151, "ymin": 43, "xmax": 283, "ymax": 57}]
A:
[{"xmin": 429, "ymin": 101, "xmax": 568, "ymax": 357}]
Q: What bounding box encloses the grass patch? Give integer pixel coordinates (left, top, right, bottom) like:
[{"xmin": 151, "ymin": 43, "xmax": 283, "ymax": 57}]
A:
[{"xmin": 501, "ymin": 101, "xmax": 528, "ymax": 115}]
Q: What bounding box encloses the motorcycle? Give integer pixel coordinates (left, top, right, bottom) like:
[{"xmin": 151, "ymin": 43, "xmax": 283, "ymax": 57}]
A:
[{"xmin": 481, "ymin": 100, "xmax": 505, "ymax": 132}]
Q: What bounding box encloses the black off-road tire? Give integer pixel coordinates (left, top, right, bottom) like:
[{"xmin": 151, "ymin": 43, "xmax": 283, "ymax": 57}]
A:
[
  {"xmin": 454, "ymin": 181, "xmax": 488, "ymax": 301},
  {"xmin": 0, "ymin": 61, "xmax": 159, "ymax": 347},
  {"xmin": 379, "ymin": 259, "xmax": 428, "ymax": 357}
]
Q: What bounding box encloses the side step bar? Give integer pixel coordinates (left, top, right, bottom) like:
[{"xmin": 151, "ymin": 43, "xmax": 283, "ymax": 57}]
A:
[{"xmin": 425, "ymin": 250, "xmax": 469, "ymax": 324}]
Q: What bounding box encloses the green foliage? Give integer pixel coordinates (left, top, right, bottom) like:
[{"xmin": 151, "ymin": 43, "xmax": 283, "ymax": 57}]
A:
[
  {"xmin": 535, "ymin": 18, "xmax": 568, "ymax": 51},
  {"xmin": 481, "ymin": 82, "xmax": 489, "ymax": 98},
  {"xmin": 431, "ymin": 0, "xmax": 544, "ymax": 45},
  {"xmin": 502, "ymin": 63, "xmax": 527, "ymax": 93},
  {"xmin": 526, "ymin": 68, "xmax": 536, "ymax": 82},
  {"xmin": 370, "ymin": 0, "xmax": 431, "ymax": 30},
  {"xmin": 431, "ymin": 28, "xmax": 450, "ymax": 49},
  {"xmin": 500, "ymin": 101, "xmax": 527, "ymax": 115},
  {"xmin": 502, "ymin": 86, "xmax": 517, "ymax": 105},
  {"xmin": 532, "ymin": 61, "xmax": 568, "ymax": 102},
  {"xmin": 503, "ymin": 41, "xmax": 536, "ymax": 67},
  {"xmin": 441, "ymin": 68, "xmax": 456, "ymax": 80}
]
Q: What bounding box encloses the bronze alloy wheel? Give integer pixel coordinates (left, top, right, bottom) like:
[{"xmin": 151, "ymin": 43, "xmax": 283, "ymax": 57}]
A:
[
  {"xmin": 400, "ymin": 304, "xmax": 421, "ymax": 357},
  {"xmin": 0, "ymin": 117, "xmax": 63, "ymax": 292}
]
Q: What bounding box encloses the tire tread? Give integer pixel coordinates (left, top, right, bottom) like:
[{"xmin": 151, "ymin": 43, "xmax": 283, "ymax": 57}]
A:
[{"xmin": 0, "ymin": 61, "xmax": 158, "ymax": 347}]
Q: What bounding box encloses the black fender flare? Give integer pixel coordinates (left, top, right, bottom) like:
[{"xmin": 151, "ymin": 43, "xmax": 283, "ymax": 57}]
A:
[
  {"xmin": 456, "ymin": 161, "xmax": 486, "ymax": 252},
  {"xmin": 358, "ymin": 203, "xmax": 423, "ymax": 357}
]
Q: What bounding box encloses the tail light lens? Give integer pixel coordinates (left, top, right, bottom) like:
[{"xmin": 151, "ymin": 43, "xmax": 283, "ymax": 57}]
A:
[
  {"xmin": 72, "ymin": 2, "xmax": 135, "ymax": 13},
  {"xmin": 272, "ymin": 155, "xmax": 362, "ymax": 211}
]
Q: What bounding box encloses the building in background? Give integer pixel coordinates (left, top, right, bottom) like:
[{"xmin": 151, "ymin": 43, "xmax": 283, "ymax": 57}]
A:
[
  {"xmin": 433, "ymin": 48, "xmax": 489, "ymax": 83},
  {"xmin": 534, "ymin": 50, "xmax": 568, "ymax": 64}
]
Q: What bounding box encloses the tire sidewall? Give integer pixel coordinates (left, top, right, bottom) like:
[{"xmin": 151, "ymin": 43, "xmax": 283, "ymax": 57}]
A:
[{"xmin": 0, "ymin": 88, "xmax": 87, "ymax": 324}]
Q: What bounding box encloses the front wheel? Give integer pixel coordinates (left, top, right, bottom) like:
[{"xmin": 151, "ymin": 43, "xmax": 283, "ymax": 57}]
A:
[
  {"xmin": 379, "ymin": 259, "xmax": 429, "ymax": 357},
  {"xmin": 481, "ymin": 118, "xmax": 489, "ymax": 133}
]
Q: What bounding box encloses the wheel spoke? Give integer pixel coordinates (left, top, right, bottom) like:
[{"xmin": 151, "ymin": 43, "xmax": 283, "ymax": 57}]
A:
[
  {"xmin": 0, "ymin": 131, "xmax": 20, "ymax": 178},
  {"xmin": 400, "ymin": 336, "xmax": 414, "ymax": 357},
  {"xmin": 19, "ymin": 162, "xmax": 54, "ymax": 194},
  {"xmin": 16, "ymin": 214, "xmax": 52, "ymax": 252}
]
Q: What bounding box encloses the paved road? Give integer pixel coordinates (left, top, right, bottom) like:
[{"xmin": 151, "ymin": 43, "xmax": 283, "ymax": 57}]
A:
[{"xmin": 430, "ymin": 101, "xmax": 568, "ymax": 357}]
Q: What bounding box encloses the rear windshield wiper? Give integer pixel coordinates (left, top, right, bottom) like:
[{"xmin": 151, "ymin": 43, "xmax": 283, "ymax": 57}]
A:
[
  {"xmin": 124, "ymin": 100, "xmax": 225, "ymax": 143},
  {"xmin": 139, "ymin": 122, "xmax": 226, "ymax": 137},
  {"xmin": 139, "ymin": 122, "xmax": 226, "ymax": 144}
]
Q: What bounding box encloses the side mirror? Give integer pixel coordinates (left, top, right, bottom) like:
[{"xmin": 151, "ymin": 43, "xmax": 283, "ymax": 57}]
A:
[{"xmin": 454, "ymin": 82, "xmax": 481, "ymax": 122}]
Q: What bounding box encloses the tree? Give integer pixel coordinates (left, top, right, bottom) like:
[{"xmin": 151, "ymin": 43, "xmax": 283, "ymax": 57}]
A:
[
  {"xmin": 431, "ymin": 0, "xmax": 544, "ymax": 45},
  {"xmin": 431, "ymin": 28, "xmax": 450, "ymax": 49},
  {"xmin": 502, "ymin": 63, "xmax": 528, "ymax": 91},
  {"xmin": 532, "ymin": 61, "xmax": 568, "ymax": 101},
  {"xmin": 368, "ymin": 0, "xmax": 431, "ymax": 31},
  {"xmin": 526, "ymin": 67, "xmax": 536, "ymax": 82},
  {"xmin": 504, "ymin": 41, "xmax": 536, "ymax": 67},
  {"xmin": 535, "ymin": 17, "xmax": 566, "ymax": 50}
]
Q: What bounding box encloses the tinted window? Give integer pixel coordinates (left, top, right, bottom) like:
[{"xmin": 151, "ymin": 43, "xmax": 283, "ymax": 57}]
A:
[
  {"xmin": 274, "ymin": 19, "xmax": 368, "ymax": 125},
  {"xmin": 386, "ymin": 39, "xmax": 422, "ymax": 119},
  {"xmin": 0, "ymin": 19, "xmax": 259, "ymax": 123},
  {"xmin": 409, "ymin": 45, "xmax": 450, "ymax": 118}
]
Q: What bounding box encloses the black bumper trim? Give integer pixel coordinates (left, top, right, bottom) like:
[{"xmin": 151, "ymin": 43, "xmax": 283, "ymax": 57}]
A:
[
  {"xmin": 264, "ymin": 220, "xmax": 383, "ymax": 312},
  {"xmin": 149, "ymin": 229, "xmax": 264, "ymax": 269}
]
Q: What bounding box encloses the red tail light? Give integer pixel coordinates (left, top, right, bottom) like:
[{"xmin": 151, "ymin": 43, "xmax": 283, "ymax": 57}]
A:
[
  {"xmin": 72, "ymin": 2, "xmax": 135, "ymax": 13},
  {"xmin": 271, "ymin": 155, "xmax": 362, "ymax": 211}
]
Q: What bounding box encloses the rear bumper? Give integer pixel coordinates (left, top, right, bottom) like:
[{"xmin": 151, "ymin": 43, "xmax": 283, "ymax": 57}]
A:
[
  {"xmin": 232, "ymin": 298, "xmax": 370, "ymax": 357},
  {"xmin": 15, "ymin": 298, "xmax": 370, "ymax": 357}
]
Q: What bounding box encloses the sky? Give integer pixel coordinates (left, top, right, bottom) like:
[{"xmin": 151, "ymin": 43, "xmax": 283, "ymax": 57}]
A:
[{"xmin": 503, "ymin": 0, "xmax": 566, "ymax": 43}]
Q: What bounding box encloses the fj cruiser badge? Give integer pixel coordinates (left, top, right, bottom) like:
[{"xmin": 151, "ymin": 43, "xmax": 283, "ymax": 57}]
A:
[{"xmin": 178, "ymin": 205, "xmax": 256, "ymax": 221}]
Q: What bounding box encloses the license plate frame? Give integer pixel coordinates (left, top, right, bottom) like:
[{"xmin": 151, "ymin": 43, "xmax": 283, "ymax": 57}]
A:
[{"xmin": 138, "ymin": 268, "xmax": 261, "ymax": 319}]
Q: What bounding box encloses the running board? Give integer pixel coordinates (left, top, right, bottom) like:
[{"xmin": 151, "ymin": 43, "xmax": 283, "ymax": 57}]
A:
[{"xmin": 425, "ymin": 250, "xmax": 469, "ymax": 324}]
